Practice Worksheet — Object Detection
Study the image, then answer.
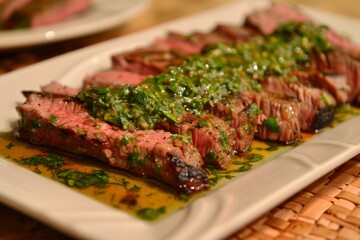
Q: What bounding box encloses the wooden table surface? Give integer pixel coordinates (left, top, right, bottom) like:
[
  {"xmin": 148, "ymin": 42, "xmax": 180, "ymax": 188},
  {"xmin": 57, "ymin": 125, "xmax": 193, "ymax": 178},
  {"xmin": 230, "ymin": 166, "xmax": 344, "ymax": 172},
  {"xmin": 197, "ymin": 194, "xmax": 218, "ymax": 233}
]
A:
[{"xmin": 0, "ymin": 0, "xmax": 360, "ymax": 239}]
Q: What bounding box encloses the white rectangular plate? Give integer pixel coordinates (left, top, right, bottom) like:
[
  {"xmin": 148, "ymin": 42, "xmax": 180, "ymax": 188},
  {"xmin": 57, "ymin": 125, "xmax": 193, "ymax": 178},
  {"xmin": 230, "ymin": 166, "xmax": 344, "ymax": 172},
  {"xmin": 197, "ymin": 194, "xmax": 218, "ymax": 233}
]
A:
[{"xmin": 0, "ymin": 0, "xmax": 360, "ymax": 239}]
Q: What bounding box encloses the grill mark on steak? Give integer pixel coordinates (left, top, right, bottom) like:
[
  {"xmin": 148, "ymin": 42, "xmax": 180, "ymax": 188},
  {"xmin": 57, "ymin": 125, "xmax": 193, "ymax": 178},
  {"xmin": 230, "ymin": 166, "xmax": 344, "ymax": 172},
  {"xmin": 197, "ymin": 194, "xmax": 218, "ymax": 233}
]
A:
[
  {"xmin": 262, "ymin": 76, "xmax": 335, "ymax": 132},
  {"xmin": 156, "ymin": 112, "xmax": 235, "ymax": 170},
  {"xmin": 16, "ymin": 93, "xmax": 209, "ymax": 194},
  {"xmin": 241, "ymin": 91, "xmax": 301, "ymax": 143},
  {"xmin": 209, "ymin": 97, "xmax": 258, "ymax": 153}
]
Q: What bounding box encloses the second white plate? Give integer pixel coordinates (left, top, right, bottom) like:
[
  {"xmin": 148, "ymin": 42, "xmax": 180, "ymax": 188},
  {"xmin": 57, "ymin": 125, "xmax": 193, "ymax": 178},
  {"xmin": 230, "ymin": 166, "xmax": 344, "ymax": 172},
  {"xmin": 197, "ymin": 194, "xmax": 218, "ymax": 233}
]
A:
[{"xmin": 0, "ymin": 0, "xmax": 149, "ymax": 49}]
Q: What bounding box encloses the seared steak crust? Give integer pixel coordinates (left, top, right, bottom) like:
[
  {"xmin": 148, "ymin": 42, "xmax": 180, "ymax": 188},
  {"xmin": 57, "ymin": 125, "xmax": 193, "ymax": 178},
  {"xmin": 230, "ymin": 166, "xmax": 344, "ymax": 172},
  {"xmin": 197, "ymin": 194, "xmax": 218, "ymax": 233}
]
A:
[
  {"xmin": 241, "ymin": 91, "xmax": 301, "ymax": 143},
  {"xmin": 156, "ymin": 112, "xmax": 235, "ymax": 169},
  {"xmin": 16, "ymin": 93, "xmax": 209, "ymax": 194},
  {"xmin": 262, "ymin": 77, "xmax": 335, "ymax": 132},
  {"xmin": 209, "ymin": 97, "xmax": 258, "ymax": 152}
]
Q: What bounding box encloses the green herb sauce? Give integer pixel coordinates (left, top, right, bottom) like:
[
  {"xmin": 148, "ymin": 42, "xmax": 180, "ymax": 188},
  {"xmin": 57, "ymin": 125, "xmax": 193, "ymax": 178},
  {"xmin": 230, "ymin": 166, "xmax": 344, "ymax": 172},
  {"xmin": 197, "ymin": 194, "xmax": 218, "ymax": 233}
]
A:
[{"xmin": 76, "ymin": 23, "xmax": 333, "ymax": 130}]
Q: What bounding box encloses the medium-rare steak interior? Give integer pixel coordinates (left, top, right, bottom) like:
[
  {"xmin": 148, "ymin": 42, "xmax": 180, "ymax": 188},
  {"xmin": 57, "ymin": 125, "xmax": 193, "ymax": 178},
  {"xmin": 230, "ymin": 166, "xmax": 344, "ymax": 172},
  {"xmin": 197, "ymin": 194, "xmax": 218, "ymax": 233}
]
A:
[{"xmin": 16, "ymin": 2, "xmax": 360, "ymax": 195}]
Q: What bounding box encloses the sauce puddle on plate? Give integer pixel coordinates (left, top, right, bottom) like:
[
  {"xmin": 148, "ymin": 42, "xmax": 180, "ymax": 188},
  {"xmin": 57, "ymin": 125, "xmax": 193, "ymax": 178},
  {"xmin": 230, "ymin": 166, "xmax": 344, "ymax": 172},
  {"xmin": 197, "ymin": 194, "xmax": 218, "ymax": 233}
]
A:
[{"xmin": 0, "ymin": 105, "xmax": 358, "ymax": 221}]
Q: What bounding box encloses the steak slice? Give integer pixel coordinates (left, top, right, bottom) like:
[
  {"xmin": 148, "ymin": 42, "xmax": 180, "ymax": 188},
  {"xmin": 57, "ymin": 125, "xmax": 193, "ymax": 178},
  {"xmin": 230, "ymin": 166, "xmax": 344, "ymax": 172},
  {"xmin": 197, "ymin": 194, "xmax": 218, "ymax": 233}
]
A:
[
  {"xmin": 292, "ymin": 70, "xmax": 350, "ymax": 105},
  {"xmin": 241, "ymin": 91, "xmax": 301, "ymax": 144},
  {"xmin": 154, "ymin": 35, "xmax": 203, "ymax": 56},
  {"xmin": 244, "ymin": 2, "xmax": 309, "ymax": 35},
  {"xmin": 83, "ymin": 70, "xmax": 147, "ymax": 88},
  {"xmin": 212, "ymin": 24, "xmax": 257, "ymax": 43},
  {"xmin": 158, "ymin": 31, "xmax": 232, "ymax": 54},
  {"xmin": 41, "ymin": 81, "xmax": 79, "ymax": 97},
  {"xmin": 112, "ymin": 47, "xmax": 183, "ymax": 76},
  {"xmin": 310, "ymin": 51, "xmax": 360, "ymax": 105},
  {"xmin": 156, "ymin": 112, "xmax": 235, "ymax": 170},
  {"xmin": 16, "ymin": 93, "xmax": 209, "ymax": 194},
  {"xmin": 245, "ymin": 2, "xmax": 359, "ymax": 53},
  {"xmin": 262, "ymin": 76, "xmax": 335, "ymax": 132},
  {"xmin": 209, "ymin": 97, "xmax": 258, "ymax": 153}
]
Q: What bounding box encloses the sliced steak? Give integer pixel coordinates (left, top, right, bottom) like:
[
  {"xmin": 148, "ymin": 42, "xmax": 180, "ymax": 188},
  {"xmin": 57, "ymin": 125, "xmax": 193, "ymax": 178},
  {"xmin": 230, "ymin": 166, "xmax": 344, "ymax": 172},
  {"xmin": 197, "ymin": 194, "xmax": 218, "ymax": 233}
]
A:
[
  {"xmin": 245, "ymin": 2, "xmax": 359, "ymax": 53},
  {"xmin": 244, "ymin": 2, "xmax": 309, "ymax": 35},
  {"xmin": 41, "ymin": 81, "xmax": 79, "ymax": 97},
  {"xmin": 156, "ymin": 112, "xmax": 235, "ymax": 169},
  {"xmin": 262, "ymin": 76, "xmax": 335, "ymax": 132},
  {"xmin": 310, "ymin": 51, "xmax": 360, "ymax": 105},
  {"xmin": 112, "ymin": 47, "xmax": 183, "ymax": 76},
  {"xmin": 292, "ymin": 70, "xmax": 350, "ymax": 105},
  {"xmin": 83, "ymin": 70, "xmax": 147, "ymax": 88},
  {"xmin": 154, "ymin": 35, "xmax": 203, "ymax": 56},
  {"xmin": 161, "ymin": 31, "xmax": 232, "ymax": 53},
  {"xmin": 16, "ymin": 93, "xmax": 209, "ymax": 194},
  {"xmin": 212, "ymin": 24, "xmax": 257, "ymax": 43},
  {"xmin": 209, "ymin": 97, "xmax": 258, "ymax": 153},
  {"xmin": 241, "ymin": 91, "xmax": 301, "ymax": 143}
]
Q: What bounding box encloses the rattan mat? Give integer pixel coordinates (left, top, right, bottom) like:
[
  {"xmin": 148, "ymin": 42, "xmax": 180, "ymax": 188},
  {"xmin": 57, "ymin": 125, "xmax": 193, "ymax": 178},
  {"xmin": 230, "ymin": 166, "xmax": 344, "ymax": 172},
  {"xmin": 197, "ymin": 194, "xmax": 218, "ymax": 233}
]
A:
[{"xmin": 227, "ymin": 154, "xmax": 360, "ymax": 240}]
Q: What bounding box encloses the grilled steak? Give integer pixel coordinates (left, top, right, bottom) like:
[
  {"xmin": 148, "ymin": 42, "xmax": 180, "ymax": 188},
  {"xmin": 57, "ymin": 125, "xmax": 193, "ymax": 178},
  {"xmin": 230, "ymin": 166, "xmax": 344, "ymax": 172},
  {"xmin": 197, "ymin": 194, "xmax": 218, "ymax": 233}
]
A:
[
  {"xmin": 83, "ymin": 70, "xmax": 146, "ymax": 88},
  {"xmin": 209, "ymin": 97, "xmax": 258, "ymax": 152},
  {"xmin": 244, "ymin": 2, "xmax": 309, "ymax": 35},
  {"xmin": 112, "ymin": 47, "xmax": 184, "ymax": 76},
  {"xmin": 261, "ymin": 76, "xmax": 335, "ymax": 132},
  {"xmin": 241, "ymin": 91, "xmax": 301, "ymax": 144},
  {"xmin": 292, "ymin": 71, "xmax": 350, "ymax": 105},
  {"xmin": 244, "ymin": 2, "xmax": 359, "ymax": 53},
  {"xmin": 41, "ymin": 81, "xmax": 79, "ymax": 97},
  {"xmin": 156, "ymin": 112, "xmax": 236, "ymax": 169},
  {"xmin": 310, "ymin": 51, "xmax": 360, "ymax": 105},
  {"xmin": 16, "ymin": 93, "xmax": 209, "ymax": 194},
  {"xmin": 212, "ymin": 24, "xmax": 257, "ymax": 43}
]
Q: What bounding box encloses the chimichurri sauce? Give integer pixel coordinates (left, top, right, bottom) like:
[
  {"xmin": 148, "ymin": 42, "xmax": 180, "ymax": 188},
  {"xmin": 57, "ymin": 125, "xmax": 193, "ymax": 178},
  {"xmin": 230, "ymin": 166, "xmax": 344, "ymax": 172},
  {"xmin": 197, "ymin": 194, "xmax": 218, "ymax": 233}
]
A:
[
  {"xmin": 0, "ymin": 132, "xmax": 288, "ymax": 221},
  {"xmin": 1, "ymin": 106, "xmax": 359, "ymax": 221},
  {"xmin": 76, "ymin": 23, "xmax": 333, "ymax": 130}
]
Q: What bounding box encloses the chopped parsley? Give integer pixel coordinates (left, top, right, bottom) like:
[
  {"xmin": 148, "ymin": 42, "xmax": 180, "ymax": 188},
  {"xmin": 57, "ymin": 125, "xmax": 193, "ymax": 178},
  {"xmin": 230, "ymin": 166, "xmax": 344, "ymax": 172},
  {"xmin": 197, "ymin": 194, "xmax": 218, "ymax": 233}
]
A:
[
  {"xmin": 219, "ymin": 131, "xmax": 229, "ymax": 147},
  {"xmin": 137, "ymin": 207, "xmax": 166, "ymax": 220},
  {"xmin": 262, "ymin": 117, "xmax": 281, "ymax": 133},
  {"xmin": 16, "ymin": 153, "xmax": 65, "ymax": 169},
  {"xmin": 171, "ymin": 134, "xmax": 192, "ymax": 143},
  {"xmin": 56, "ymin": 169, "xmax": 109, "ymax": 188}
]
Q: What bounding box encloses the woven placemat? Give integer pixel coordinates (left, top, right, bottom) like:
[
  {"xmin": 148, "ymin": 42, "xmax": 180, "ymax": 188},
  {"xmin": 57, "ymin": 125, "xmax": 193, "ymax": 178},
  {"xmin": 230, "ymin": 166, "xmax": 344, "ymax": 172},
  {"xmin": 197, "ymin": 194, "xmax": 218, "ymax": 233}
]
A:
[{"xmin": 227, "ymin": 154, "xmax": 360, "ymax": 240}]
